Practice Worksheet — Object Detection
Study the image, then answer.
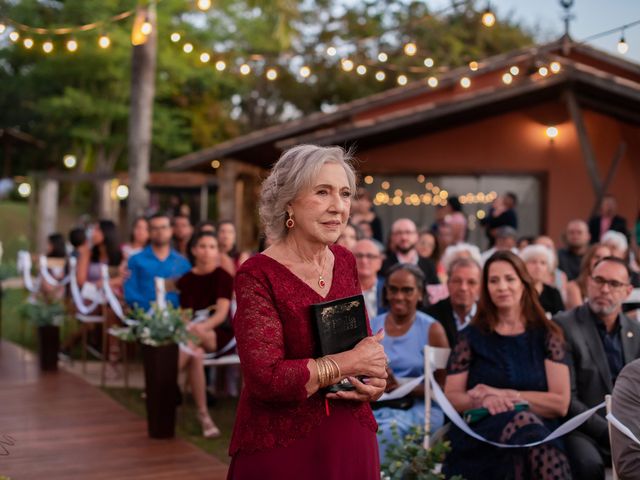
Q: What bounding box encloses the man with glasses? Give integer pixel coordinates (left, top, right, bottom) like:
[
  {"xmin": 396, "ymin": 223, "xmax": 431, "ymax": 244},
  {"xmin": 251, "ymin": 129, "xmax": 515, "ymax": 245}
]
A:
[
  {"xmin": 555, "ymin": 257, "xmax": 640, "ymax": 480},
  {"xmin": 353, "ymin": 239, "xmax": 385, "ymax": 320},
  {"xmin": 124, "ymin": 213, "xmax": 191, "ymax": 311},
  {"xmin": 426, "ymin": 257, "xmax": 481, "ymax": 347}
]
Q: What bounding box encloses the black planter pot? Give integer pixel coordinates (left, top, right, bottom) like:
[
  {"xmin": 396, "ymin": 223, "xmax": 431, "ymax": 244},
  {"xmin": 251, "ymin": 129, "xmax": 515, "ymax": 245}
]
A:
[
  {"xmin": 141, "ymin": 343, "xmax": 179, "ymax": 439},
  {"xmin": 38, "ymin": 325, "xmax": 60, "ymax": 371}
]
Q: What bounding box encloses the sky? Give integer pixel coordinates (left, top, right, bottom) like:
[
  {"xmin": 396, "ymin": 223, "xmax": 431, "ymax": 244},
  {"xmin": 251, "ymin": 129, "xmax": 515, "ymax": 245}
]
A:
[{"xmin": 431, "ymin": 0, "xmax": 640, "ymax": 63}]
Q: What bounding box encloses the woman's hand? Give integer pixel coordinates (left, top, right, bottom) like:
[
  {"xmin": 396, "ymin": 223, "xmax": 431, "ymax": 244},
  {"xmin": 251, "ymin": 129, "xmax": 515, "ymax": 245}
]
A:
[
  {"xmin": 340, "ymin": 329, "xmax": 387, "ymax": 379},
  {"xmin": 481, "ymin": 394, "xmax": 518, "ymax": 415},
  {"xmin": 384, "ymin": 367, "xmax": 398, "ymax": 393},
  {"xmin": 468, "ymin": 384, "xmax": 519, "ymax": 402},
  {"xmin": 326, "ymin": 376, "xmax": 386, "ymax": 402}
]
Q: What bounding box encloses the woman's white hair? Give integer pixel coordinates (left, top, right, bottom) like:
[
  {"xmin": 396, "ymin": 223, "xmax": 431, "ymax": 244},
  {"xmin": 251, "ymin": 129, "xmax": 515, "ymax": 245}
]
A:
[
  {"xmin": 519, "ymin": 244, "xmax": 555, "ymax": 271},
  {"xmin": 259, "ymin": 144, "xmax": 357, "ymax": 241},
  {"xmin": 441, "ymin": 243, "xmax": 482, "ymax": 275},
  {"xmin": 601, "ymin": 230, "xmax": 628, "ymax": 253}
]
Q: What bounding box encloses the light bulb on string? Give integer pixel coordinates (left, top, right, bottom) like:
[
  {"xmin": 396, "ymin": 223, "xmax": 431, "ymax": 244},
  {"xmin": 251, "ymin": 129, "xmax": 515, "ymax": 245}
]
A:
[
  {"xmin": 266, "ymin": 68, "xmax": 278, "ymax": 80},
  {"xmin": 538, "ymin": 66, "xmax": 549, "ymax": 77},
  {"xmin": 141, "ymin": 21, "xmax": 152, "ymax": 36},
  {"xmin": 200, "ymin": 52, "xmax": 210, "ymax": 63},
  {"xmin": 66, "ymin": 38, "xmax": 78, "ymax": 52},
  {"xmin": 43, "ymin": 41, "xmax": 54, "ymax": 53},
  {"xmin": 299, "ymin": 65, "xmax": 311, "ymax": 78},
  {"xmin": 23, "ymin": 38, "xmax": 34, "ymax": 49},
  {"xmin": 469, "ymin": 61, "xmax": 479, "ymax": 71},
  {"xmin": 215, "ymin": 60, "xmax": 226, "ymax": 71},
  {"xmin": 550, "ymin": 61, "xmax": 561, "ymax": 73},
  {"xmin": 427, "ymin": 76, "xmax": 438, "ymax": 88},
  {"xmin": 397, "ymin": 74, "xmax": 408, "ymax": 86},
  {"xmin": 424, "ymin": 57, "xmax": 434, "ymax": 68},
  {"xmin": 341, "ymin": 59, "xmax": 354, "ymax": 72},
  {"xmin": 510, "ymin": 66, "xmax": 519, "ymax": 76},
  {"xmin": 375, "ymin": 71, "xmax": 386, "ymax": 81},
  {"xmin": 240, "ymin": 64, "xmax": 251, "ymax": 75},
  {"xmin": 170, "ymin": 32, "xmax": 181, "ymax": 43},
  {"xmin": 98, "ymin": 34, "xmax": 111, "ymax": 49},
  {"xmin": 9, "ymin": 31, "xmax": 20, "ymax": 42},
  {"xmin": 617, "ymin": 32, "xmax": 629, "ymax": 54},
  {"xmin": 326, "ymin": 46, "xmax": 337, "ymax": 56},
  {"xmin": 481, "ymin": 6, "xmax": 496, "ymax": 27},
  {"xmin": 502, "ymin": 73, "xmax": 513, "ymax": 84},
  {"xmin": 460, "ymin": 76, "xmax": 471, "ymax": 88},
  {"xmin": 197, "ymin": 0, "xmax": 212, "ymax": 10},
  {"xmin": 356, "ymin": 65, "xmax": 367, "ymax": 75},
  {"xmin": 378, "ymin": 52, "xmax": 388, "ymax": 62},
  {"xmin": 183, "ymin": 43, "xmax": 193, "ymax": 53},
  {"xmin": 404, "ymin": 42, "xmax": 417, "ymax": 56}
]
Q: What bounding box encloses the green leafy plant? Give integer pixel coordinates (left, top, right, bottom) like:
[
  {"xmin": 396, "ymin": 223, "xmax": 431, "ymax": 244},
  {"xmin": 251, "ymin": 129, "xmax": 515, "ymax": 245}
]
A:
[
  {"xmin": 113, "ymin": 302, "xmax": 193, "ymax": 347},
  {"xmin": 18, "ymin": 299, "xmax": 65, "ymax": 327},
  {"xmin": 380, "ymin": 424, "xmax": 464, "ymax": 480}
]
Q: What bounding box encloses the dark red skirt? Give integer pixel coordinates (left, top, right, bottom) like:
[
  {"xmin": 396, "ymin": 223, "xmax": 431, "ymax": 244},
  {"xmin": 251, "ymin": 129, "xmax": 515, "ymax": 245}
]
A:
[{"xmin": 227, "ymin": 404, "xmax": 380, "ymax": 480}]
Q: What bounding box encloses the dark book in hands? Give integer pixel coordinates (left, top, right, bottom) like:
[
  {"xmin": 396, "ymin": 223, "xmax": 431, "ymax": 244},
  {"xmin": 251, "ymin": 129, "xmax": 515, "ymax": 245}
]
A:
[{"xmin": 310, "ymin": 294, "xmax": 368, "ymax": 392}]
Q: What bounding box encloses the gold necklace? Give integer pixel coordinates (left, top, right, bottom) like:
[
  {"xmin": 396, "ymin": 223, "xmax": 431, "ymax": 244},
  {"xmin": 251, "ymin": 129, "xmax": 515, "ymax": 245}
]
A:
[{"xmin": 315, "ymin": 250, "xmax": 329, "ymax": 289}]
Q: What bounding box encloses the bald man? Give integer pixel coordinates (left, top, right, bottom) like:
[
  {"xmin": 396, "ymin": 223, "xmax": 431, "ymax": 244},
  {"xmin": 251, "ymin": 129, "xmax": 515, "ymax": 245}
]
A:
[{"xmin": 558, "ymin": 219, "xmax": 590, "ymax": 281}]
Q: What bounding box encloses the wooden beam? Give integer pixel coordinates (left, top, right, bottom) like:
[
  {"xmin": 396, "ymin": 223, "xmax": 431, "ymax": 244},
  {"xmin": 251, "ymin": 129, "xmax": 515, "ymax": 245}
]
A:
[
  {"xmin": 592, "ymin": 141, "xmax": 627, "ymax": 216},
  {"xmin": 565, "ymin": 90, "xmax": 603, "ymax": 198}
]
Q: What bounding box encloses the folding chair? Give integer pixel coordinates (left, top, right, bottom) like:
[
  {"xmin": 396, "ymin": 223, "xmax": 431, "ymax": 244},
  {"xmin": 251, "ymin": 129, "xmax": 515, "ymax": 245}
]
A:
[{"xmin": 423, "ymin": 344, "xmax": 451, "ymax": 449}]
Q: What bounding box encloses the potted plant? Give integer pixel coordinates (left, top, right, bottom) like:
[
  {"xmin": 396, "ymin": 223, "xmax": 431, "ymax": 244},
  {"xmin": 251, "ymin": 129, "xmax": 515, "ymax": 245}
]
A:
[
  {"xmin": 18, "ymin": 298, "xmax": 65, "ymax": 371},
  {"xmin": 114, "ymin": 303, "xmax": 192, "ymax": 439},
  {"xmin": 380, "ymin": 424, "xmax": 464, "ymax": 480}
]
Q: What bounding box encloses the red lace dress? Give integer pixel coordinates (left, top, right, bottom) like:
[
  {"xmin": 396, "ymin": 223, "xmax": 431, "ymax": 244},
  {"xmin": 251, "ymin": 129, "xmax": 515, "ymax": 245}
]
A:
[{"xmin": 227, "ymin": 244, "xmax": 379, "ymax": 480}]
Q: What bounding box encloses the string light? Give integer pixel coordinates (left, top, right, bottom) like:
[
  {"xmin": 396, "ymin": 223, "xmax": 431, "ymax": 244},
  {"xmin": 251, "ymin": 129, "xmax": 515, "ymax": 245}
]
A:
[
  {"xmin": 397, "ymin": 74, "xmax": 408, "ymax": 86},
  {"xmin": 364, "ymin": 175, "xmax": 374, "ymax": 184},
  {"xmin": 183, "ymin": 43, "xmax": 193, "ymax": 53},
  {"xmin": 266, "ymin": 68, "xmax": 278, "ymax": 80},
  {"xmin": 378, "ymin": 52, "xmax": 388, "ymax": 62},
  {"xmin": 381, "ymin": 181, "xmax": 390, "ymax": 190},
  {"xmin": 427, "ymin": 76, "xmax": 438, "ymax": 88},
  {"xmin": 63, "ymin": 154, "xmax": 77, "ymax": 169},
  {"xmin": 199, "ymin": 52, "xmax": 210, "ymax": 63},
  {"xmin": 9, "ymin": 31, "xmax": 20, "ymax": 42},
  {"xmin": 170, "ymin": 32, "xmax": 181, "ymax": 43},
  {"xmin": 481, "ymin": 7, "xmax": 496, "ymax": 27},
  {"xmin": 356, "ymin": 65, "xmax": 367, "ymax": 75},
  {"xmin": 326, "ymin": 46, "xmax": 337, "ymax": 56},
  {"xmin": 23, "ymin": 38, "xmax": 34, "ymax": 49},
  {"xmin": 18, "ymin": 183, "xmax": 32, "ymax": 198},
  {"xmin": 341, "ymin": 59, "xmax": 354, "ymax": 72},
  {"xmin": 240, "ymin": 63, "xmax": 251, "ymax": 75},
  {"xmin": 424, "ymin": 57, "xmax": 434, "ymax": 68},
  {"xmin": 404, "ymin": 42, "xmax": 417, "ymax": 56},
  {"xmin": 375, "ymin": 71, "xmax": 386, "ymax": 81},
  {"xmin": 141, "ymin": 21, "xmax": 152, "ymax": 36},
  {"xmin": 469, "ymin": 61, "xmax": 479, "ymax": 71},
  {"xmin": 538, "ymin": 66, "xmax": 549, "ymax": 76},
  {"xmin": 42, "ymin": 41, "xmax": 54, "ymax": 53},
  {"xmin": 66, "ymin": 38, "xmax": 78, "ymax": 52},
  {"xmin": 546, "ymin": 126, "xmax": 558, "ymax": 139},
  {"xmin": 98, "ymin": 34, "xmax": 111, "ymax": 48},
  {"xmin": 502, "ymin": 72, "xmax": 513, "ymax": 84},
  {"xmin": 550, "ymin": 61, "xmax": 561, "ymax": 73},
  {"xmin": 510, "ymin": 66, "xmax": 519, "ymax": 76},
  {"xmin": 211, "ymin": 160, "xmax": 221, "ymax": 169},
  {"xmin": 215, "ymin": 60, "xmax": 226, "ymax": 71},
  {"xmin": 460, "ymin": 76, "xmax": 471, "ymax": 88},
  {"xmin": 115, "ymin": 184, "xmax": 129, "ymax": 200},
  {"xmin": 197, "ymin": 0, "xmax": 212, "ymax": 10},
  {"xmin": 299, "ymin": 65, "xmax": 311, "ymax": 78},
  {"xmin": 617, "ymin": 32, "xmax": 629, "ymax": 54}
]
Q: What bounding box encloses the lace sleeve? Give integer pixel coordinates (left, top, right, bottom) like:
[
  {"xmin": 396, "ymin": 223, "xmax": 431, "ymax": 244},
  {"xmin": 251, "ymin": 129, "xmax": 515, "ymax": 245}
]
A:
[
  {"xmin": 447, "ymin": 330, "xmax": 472, "ymax": 374},
  {"xmin": 545, "ymin": 331, "xmax": 569, "ymax": 365},
  {"xmin": 234, "ymin": 269, "xmax": 310, "ymax": 403}
]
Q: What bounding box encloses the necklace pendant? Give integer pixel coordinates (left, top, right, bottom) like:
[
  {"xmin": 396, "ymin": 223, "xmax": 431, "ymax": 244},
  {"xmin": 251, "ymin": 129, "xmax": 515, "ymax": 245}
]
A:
[{"xmin": 318, "ymin": 276, "xmax": 326, "ymax": 289}]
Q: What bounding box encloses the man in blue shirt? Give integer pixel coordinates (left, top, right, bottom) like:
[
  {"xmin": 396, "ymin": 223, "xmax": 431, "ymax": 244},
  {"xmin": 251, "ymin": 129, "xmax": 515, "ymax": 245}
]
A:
[{"xmin": 124, "ymin": 213, "xmax": 191, "ymax": 311}]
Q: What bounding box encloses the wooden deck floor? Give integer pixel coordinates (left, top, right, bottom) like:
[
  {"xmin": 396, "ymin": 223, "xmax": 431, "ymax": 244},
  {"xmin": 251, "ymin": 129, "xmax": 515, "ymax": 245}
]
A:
[{"xmin": 0, "ymin": 340, "xmax": 229, "ymax": 479}]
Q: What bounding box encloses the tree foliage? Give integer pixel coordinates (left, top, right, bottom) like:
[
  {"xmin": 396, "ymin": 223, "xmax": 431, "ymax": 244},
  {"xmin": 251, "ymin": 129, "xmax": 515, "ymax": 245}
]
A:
[{"xmin": 0, "ymin": 0, "xmax": 534, "ymax": 175}]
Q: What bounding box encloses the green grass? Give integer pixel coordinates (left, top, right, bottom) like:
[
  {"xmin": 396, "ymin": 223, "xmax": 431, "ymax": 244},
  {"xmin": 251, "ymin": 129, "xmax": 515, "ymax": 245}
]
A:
[
  {"xmin": 0, "ymin": 201, "xmax": 31, "ymax": 262},
  {"xmin": 102, "ymin": 387, "xmax": 237, "ymax": 463}
]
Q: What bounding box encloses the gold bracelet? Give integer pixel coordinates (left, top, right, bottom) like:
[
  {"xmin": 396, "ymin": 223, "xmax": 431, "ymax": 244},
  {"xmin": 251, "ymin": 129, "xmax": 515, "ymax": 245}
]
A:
[
  {"xmin": 326, "ymin": 356, "xmax": 341, "ymax": 380},
  {"xmin": 317, "ymin": 358, "xmax": 329, "ymax": 387}
]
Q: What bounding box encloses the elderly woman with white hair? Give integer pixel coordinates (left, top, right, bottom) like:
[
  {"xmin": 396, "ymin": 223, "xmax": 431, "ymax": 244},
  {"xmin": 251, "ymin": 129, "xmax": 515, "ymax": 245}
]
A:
[
  {"xmin": 227, "ymin": 145, "xmax": 388, "ymax": 479},
  {"xmin": 520, "ymin": 244, "xmax": 565, "ymax": 316},
  {"xmin": 602, "ymin": 230, "xmax": 640, "ymax": 288}
]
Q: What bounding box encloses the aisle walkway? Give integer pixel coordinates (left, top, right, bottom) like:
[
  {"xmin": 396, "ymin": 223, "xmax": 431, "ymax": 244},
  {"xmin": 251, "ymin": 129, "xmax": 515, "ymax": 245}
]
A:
[{"xmin": 0, "ymin": 340, "xmax": 229, "ymax": 479}]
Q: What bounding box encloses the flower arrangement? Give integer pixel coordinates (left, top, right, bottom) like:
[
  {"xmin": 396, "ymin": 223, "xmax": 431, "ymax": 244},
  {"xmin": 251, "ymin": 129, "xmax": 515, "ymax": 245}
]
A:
[
  {"xmin": 380, "ymin": 424, "xmax": 464, "ymax": 480},
  {"xmin": 113, "ymin": 302, "xmax": 193, "ymax": 347},
  {"xmin": 18, "ymin": 298, "xmax": 65, "ymax": 327}
]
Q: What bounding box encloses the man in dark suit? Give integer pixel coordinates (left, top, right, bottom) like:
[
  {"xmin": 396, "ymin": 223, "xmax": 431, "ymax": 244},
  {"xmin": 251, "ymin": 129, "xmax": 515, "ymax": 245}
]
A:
[
  {"xmin": 554, "ymin": 257, "xmax": 640, "ymax": 480},
  {"xmin": 588, "ymin": 194, "xmax": 629, "ymax": 243},
  {"xmin": 610, "ymin": 358, "xmax": 640, "ymax": 479},
  {"xmin": 426, "ymin": 257, "xmax": 481, "ymax": 348}
]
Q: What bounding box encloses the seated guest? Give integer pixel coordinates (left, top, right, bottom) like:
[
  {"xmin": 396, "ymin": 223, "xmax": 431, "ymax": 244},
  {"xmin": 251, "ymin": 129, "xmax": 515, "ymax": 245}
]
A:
[
  {"xmin": 565, "ymin": 243, "xmax": 612, "ymax": 310},
  {"xmin": 370, "ymin": 264, "xmax": 448, "ymax": 464},
  {"xmin": 39, "ymin": 233, "xmax": 67, "ymax": 301},
  {"xmin": 353, "ymin": 239, "xmax": 385, "ymax": 320},
  {"xmin": 558, "ymin": 220, "xmax": 590, "ymax": 281},
  {"xmin": 336, "ymin": 222, "xmax": 360, "ymax": 251},
  {"xmin": 217, "ymin": 220, "xmax": 250, "ymax": 276},
  {"xmin": 176, "ymin": 231, "xmax": 233, "ymax": 438},
  {"xmin": 610, "ymin": 358, "xmax": 640, "ymax": 479},
  {"xmin": 439, "ymin": 243, "xmax": 482, "ymax": 283},
  {"xmin": 124, "ymin": 213, "xmax": 191, "ymax": 311},
  {"xmin": 480, "ymin": 226, "xmax": 518, "ymax": 265},
  {"xmin": 555, "ymin": 257, "xmax": 640, "ymax": 480},
  {"xmin": 350, "ymin": 186, "xmax": 384, "ymax": 243},
  {"xmin": 444, "ymin": 251, "xmax": 571, "ymax": 480},
  {"xmin": 535, "ymin": 235, "xmax": 568, "ymax": 301},
  {"xmin": 426, "ymin": 257, "xmax": 481, "ymax": 348},
  {"xmin": 416, "ymin": 229, "xmax": 438, "ymax": 262},
  {"xmin": 520, "ymin": 244, "xmax": 565, "ymax": 316},
  {"xmin": 172, "ymin": 214, "xmax": 193, "ymax": 258},
  {"xmin": 602, "ymin": 230, "xmax": 640, "ymax": 288},
  {"xmin": 121, "ymin": 216, "xmax": 149, "ymax": 260},
  {"xmin": 588, "ymin": 194, "xmax": 629, "ymax": 243}
]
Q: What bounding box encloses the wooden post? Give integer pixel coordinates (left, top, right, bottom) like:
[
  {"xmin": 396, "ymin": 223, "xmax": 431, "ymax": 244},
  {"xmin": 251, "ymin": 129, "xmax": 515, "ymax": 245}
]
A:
[
  {"xmin": 199, "ymin": 184, "xmax": 208, "ymax": 222},
  {"xmin": 217, "ymin": 160, "xmax": 239, "ymax": 223},
  {"xmin": 37, "ymin": 178, "xmax": 59, "ymax": 254},
  {"xmin": 127, "ymin": 2, "xmax": 157, "ymax": 229},
  {"xmin": 593, "ymin": 142, "xmax": 627, "ymax": 216}
]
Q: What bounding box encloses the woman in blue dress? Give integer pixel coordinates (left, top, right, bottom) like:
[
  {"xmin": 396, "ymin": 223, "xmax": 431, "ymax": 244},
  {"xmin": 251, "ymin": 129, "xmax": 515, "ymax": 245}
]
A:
[
  {"xmin": 444, "ymin": 250, "xmax": 572, "ymax": 479},
  {"xmin": 370, "ymin": 263, "xmax": 449, "ymax": 463}
]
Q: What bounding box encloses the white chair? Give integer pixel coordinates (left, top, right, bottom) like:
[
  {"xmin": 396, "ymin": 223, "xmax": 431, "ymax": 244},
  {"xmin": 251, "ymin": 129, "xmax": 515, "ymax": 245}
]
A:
[
  {"xmin": 68, "ymin": 257, "xmax": 106, "ymax": 374},
  {"xmin": 605, "ymin": 394, "xmax": 619, "ymax": 480},
  {"xmin": 423, "ymin": 345, "xmax": 451, "ymax": 449}
]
